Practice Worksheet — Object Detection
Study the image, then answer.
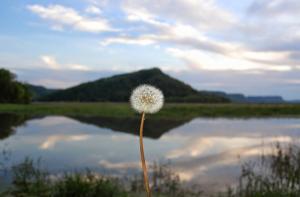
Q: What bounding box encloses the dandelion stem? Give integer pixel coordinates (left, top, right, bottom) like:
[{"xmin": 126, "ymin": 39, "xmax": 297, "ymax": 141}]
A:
[{"xmin": 139, "ymin": 112, "xmax": 151, "ymax": 197}]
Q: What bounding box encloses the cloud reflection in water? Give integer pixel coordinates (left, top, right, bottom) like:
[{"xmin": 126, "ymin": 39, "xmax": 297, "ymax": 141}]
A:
[{"xmin": 1, "ymin": 116, "xmax": 300, "ymax": 192}]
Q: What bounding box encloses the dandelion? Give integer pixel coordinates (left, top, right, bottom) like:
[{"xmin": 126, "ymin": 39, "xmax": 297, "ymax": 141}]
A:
[
  {"xmin": 130, "ymin": 84, "xmax": 164, "ymax": 197},
  {"xmin": 130, "ymin": 84, "xmax": 164, "ymax": 114}
]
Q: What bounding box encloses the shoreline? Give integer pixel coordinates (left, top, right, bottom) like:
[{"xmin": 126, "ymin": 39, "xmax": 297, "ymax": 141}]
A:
[{"xmin": 0, "ymin": 102, "xmax": 300, "ymax": 119}]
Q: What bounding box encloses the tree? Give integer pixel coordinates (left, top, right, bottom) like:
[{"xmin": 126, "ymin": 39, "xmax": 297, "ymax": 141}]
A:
[{"xmin": 0, "ymin": 68, "xmax": 31, "ymax": 104}]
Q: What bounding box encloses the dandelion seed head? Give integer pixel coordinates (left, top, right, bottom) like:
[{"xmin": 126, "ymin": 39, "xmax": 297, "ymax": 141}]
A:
[{"xmin": 130, "ymin": 84, "xmax": 164, "ymax": 114}]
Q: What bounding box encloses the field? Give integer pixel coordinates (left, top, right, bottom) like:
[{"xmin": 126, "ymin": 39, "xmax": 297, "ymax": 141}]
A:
[{"xmin": 0, "ymin": 102, "xmax": 300, "ymax": 119}]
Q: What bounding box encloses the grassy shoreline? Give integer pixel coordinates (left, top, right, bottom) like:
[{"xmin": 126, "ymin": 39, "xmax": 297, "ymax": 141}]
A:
[{"xmin": 0, "ymin": 102, "xmax": 300, "ymax": 119}]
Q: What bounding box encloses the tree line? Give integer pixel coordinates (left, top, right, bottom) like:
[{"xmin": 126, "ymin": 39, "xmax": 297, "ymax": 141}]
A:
[{"xmin": 0, "ymin": 68, "xmax": 31, "ymax": 104}]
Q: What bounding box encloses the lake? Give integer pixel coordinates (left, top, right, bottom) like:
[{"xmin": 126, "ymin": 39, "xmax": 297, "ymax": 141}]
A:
[{"xmin": 0, "ymin": 113, "xmax": 300, "ymax": 194}]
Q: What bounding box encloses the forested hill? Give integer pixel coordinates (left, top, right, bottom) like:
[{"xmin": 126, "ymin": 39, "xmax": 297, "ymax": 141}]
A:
[
  {"xmin": 26, "ymin": 84, "xmax": 58, "ymax": 100},
  {"xmin": 40, "ymin": 68, "xmax": 229, "ymax": 103}
]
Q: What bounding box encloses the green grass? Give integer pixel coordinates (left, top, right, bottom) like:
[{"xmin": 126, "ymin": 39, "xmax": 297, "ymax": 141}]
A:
[{"xmin": 0, "ymin": 102, "xmax": 300, "ymax": 119}]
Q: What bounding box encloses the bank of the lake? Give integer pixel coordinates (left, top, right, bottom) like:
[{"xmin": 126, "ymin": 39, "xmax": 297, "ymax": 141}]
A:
[{"xmin": 0, "ymin": 102, "xmax": 300, "ymax": 118}]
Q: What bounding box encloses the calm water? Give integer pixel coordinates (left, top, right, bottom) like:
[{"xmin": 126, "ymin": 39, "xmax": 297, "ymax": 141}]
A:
[{"xmin": 0, "ymin": 114, "xmax": 300, "ymax": 193}]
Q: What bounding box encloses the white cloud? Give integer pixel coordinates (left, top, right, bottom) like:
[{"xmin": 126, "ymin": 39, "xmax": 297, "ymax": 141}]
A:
[
  {"xmin": 230, "ymin": 0, "xmax": 300, "ymax": 53},
  {"xmin": 85, "ymin": 5, "xmax": 102, "ymax": 15},
  {"xmin": 248, "ymin": 0, "xmax": 300, "ymax": 18},
  {"xmin": 32, "ymin": 79, "xmax": 78, "ymax": 88},
  {"xmin": 284, "ymin": 79, "xmax": 300, "ymax": 84},
  {"xmin": 41, "ymin": 55, "xmax": 60, "ymax": 70},
  {"xmin": 68, "ymin": 64, "xmax": 91, "ymax": 71},
  {"xmin": 27, "ymin": 2, "xmax": 300, "ymax": 73},
  {"xmin": 51, "ymin": 24, "xmax": 64, "ymax": 31},
  {"xmin": 100, "ymin": 35, "xmax": 157, "ymax": 46},
  {"xmin": 122, "ymin": 0, "xmax": 236, "ymax": 31},
  {"xmin": 101, "ymin": 20, "xmax": 295, "ymax": 72},
  {"xmin": 99, "ymin": 0, "xmax": 300, "ymax": 73},
  {"xmin": 167, "ymin": 48, "xmax": 292, "ymax": 72},
  {"xmin": 101, "ymin": 21, "xmax": 233, "ymax": 55},
  {"xmin": 27, "ymin": 4, "xmax": 113, "ymax": 33},
  {"xmin": 41, "ymin": 55, "xmax": 91, "ymax": 71},
  {"xmin": 85, "ymin": 0, "xmax": 109, "ymax": 7},
  {"xmin": 97, "ymin": 0, "xmax": 297, "ymax": 73}
]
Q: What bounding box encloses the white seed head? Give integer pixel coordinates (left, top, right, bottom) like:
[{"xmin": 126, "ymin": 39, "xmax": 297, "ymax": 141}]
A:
[{"xmin": 130, "ymin": 84, "xmax": 164, "ymax": 114}]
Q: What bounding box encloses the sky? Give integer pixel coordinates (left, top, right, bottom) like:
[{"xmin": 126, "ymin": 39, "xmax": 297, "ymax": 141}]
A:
[{"xmin": 0, "ymin": 0, "xmax": 300, "ymax": 100}]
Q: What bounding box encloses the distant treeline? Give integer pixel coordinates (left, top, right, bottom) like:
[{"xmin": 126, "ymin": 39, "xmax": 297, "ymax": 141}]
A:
[{"xmin": 0, "ymin": 68, "xmax": 31, "ymax": 104}]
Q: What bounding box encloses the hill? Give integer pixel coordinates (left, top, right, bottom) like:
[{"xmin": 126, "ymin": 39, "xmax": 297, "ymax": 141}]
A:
[
  {"xmin": 209, "ymin": 91, "xmax": 286, "ymax": 103},
  {"xmin": 246, "ymin": 96, "xmax": 285, "ymax": 103},
  {"xmin": 40, "ymin": 68, "xmax": 229, "ymax": 103},
  {"xmin": 26, "ymin": 84, "xmax": 58, "ymax": 100},
  {"xmin": 289, "ymin": 100, "xmax": 300, "ymax": 104}
]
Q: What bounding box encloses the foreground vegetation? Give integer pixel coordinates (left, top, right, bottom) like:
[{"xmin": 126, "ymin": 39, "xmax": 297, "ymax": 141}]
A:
[
  {"xmin": 2, "ymin": 144, "xmax": 300, "ymax": 197},
  {"xmin": 0, "ymin": 103, "xmax": 300, "ymax": 119},
  {"xmin": 225, "ymin": 144, "xmax": 300, "ymax": 197},
  {"xmin": 1, "ymin": 159, "xmax": 202, "ymax": 197}
]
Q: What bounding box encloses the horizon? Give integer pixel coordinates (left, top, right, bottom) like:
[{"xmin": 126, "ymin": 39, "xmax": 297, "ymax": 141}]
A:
[
  {"xmin": 25, "ymin": 67, "xmax": 294, "ymax": 101},
  {"xmin": 1, "ymin": 0, "xmax": 300, "ymax": 100}
]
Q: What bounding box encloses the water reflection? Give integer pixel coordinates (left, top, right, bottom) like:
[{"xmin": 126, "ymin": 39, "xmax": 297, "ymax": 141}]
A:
[
  {"xmin": 0, "ymin": 114, "xmax": 300, "ymax": 193},
  {"xmin": 40, "ymin": 134, "xmax": 90, "ymax": 150},
  {"xmin": 70, "ymin": 116, "xmax": 192, "ymax": 139},
  {"xmin": 0, "ymin": 114, "xmax": 192, "ymax": 140},
  {"xmin": 0, "ymin": 114, "xmax": 30, "ymax": 139}
]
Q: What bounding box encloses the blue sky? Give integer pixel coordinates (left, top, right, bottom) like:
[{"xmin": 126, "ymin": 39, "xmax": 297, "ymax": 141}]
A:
[{"xmin": 1, "ymin": 0, "xmax": 300, "ymax": 99}]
